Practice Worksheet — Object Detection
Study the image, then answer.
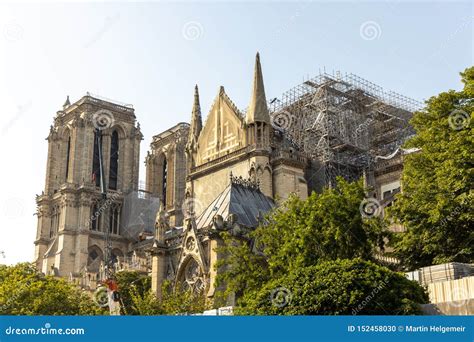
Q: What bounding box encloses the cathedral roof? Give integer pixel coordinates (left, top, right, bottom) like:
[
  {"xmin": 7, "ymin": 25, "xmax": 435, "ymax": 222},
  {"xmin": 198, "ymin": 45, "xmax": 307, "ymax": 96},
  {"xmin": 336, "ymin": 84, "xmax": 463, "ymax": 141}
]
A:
[{"xmin": 196, "ymin": 177, "xmax": 274, "ymax": 229}]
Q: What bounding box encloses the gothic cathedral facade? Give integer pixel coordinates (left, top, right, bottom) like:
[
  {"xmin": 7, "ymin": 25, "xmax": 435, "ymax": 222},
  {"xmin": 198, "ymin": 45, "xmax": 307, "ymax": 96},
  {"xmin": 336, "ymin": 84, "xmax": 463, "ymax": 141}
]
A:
[{"xmin": 35, "ymin": 53, "xmax": 406, "ymax": 300}]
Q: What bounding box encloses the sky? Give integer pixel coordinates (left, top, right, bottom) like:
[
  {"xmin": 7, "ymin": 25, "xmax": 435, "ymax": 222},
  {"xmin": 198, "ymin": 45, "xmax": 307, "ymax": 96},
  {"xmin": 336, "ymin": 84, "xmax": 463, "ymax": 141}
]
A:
[{"xmin": 0, "ymin": 0, "xmax": 472, "ymax": 265}]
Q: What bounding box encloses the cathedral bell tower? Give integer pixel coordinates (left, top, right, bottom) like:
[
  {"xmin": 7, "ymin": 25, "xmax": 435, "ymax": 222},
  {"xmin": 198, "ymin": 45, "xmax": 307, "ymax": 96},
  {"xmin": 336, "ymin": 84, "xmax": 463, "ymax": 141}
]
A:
[{"xmin": 34, "ymin": 94, "xmax": 142, "ymax": 279}]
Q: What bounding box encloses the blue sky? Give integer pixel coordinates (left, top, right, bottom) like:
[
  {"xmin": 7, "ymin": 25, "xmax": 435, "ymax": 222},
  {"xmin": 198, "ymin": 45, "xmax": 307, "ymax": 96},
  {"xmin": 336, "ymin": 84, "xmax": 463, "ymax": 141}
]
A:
[{"xmin": 0, "ymin": 1, "xmax": 472, "ymax": 264}]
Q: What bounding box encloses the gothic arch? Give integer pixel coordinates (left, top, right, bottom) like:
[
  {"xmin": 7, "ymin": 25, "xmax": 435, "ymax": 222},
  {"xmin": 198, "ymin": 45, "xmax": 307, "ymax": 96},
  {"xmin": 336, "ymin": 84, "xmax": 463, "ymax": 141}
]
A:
[
  {"xmin": 49, "ymin": 205, "xmax": 61, "ymax": 238},
  {"xmin": 111, "ymin": 248, "xmax": 124, "ymax": 264},
  {"xmin": 109, "ymin": 130, "xmax": 119, "ymax": 190},
  {"xmin": 92, "ymin": 131, "xmax": 101, "ymax": 187},
  {"xmin": 176, "ymin": 255, "xmax": 206, "ymax": 293},
  {"xmin": 109, "ymin": 123, "xmax": 127, "ymax": 139},
  {"xmin": 87, "ymin": 245, "xmax": 103, "ymax": 272},
  {"xmin": 111, "ymin": 124, "xmax": 127, "ymax": 190},
  {"xmin": 58, "ymin": 125, "xmax": 72, "ymax": 140},
  {"xmin": 112, "ymin": 248, "xmax": 123, "ymax": 258},
  {"xmin": 89, "ymin": 201, "xmax": 102, "ymax": 231},
  {"xmin": 100, "ymin": 122, "xmax": 127, "ymax": 139},
  {"xmin": 264, "ymin": 163, "xmax": 272, "ymax": 175},
  {"xmin": 62, "ymin": 128, "xmax": 72, "ymax": 182},
  {"xmin": 107, "ymin": 202, "xmax": 121, "ymax": 235}
]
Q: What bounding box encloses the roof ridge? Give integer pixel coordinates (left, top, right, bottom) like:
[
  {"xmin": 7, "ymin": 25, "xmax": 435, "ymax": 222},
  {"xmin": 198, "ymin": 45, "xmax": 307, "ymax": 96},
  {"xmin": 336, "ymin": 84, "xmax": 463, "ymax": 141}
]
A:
[{"xmin": 219, "ymin": 87, "xmax": 244, "ymax": 119}]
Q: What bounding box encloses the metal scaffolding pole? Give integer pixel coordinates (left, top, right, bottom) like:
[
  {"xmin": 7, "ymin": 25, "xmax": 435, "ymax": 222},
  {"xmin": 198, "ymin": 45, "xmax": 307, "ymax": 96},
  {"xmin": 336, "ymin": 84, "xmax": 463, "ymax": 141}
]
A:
[{"xmin": 269, "ymin": 71, "xmax": 421, "ymax": 191}]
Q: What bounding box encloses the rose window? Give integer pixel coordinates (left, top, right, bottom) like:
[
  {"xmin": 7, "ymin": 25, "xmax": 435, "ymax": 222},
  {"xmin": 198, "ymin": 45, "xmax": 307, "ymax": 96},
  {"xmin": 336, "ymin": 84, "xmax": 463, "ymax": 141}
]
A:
[
  {"xmin": 185, "ymin": 236, "xmax": 196, "ymax": 251},
  {"xmin": 182, "ymin": 258, "xmax": 205, "ymax": 293}
]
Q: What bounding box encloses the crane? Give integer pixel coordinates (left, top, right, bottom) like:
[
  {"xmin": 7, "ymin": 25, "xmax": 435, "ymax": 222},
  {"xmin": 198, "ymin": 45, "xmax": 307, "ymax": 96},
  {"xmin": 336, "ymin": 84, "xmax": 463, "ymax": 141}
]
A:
[{"xmin": 95, "ymin": 127, "xmax": 121, "ymax": 315}]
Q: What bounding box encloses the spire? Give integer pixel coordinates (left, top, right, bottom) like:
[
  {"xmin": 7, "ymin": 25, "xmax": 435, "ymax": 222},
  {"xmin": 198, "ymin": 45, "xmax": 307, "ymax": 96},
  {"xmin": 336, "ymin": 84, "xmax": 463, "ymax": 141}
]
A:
[
  {"xmin": 63, "ymin": 95, "xmax": 71, "ymax": 109},
  {"xmin": 246, "ymin": 52, "xmax": 270, "ymax": 124},
  {"xmin": 188, "ymin": 85, "xmax": 202, "ymax": 146}
]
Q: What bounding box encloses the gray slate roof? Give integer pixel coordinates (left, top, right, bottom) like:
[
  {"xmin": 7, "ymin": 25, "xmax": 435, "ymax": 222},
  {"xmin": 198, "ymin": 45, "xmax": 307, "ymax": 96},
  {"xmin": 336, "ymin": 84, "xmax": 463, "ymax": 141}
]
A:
[{"xmin": 196, "ymin": 183, "xmax": 274, "ymax": 229}]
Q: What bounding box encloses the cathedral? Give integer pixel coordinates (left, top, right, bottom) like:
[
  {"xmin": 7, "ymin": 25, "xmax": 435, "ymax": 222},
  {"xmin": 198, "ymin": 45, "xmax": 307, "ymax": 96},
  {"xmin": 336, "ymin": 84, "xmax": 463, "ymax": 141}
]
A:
[{"xmin": 34, "ymin": 53, "xmax": 414, "ymax": 301}]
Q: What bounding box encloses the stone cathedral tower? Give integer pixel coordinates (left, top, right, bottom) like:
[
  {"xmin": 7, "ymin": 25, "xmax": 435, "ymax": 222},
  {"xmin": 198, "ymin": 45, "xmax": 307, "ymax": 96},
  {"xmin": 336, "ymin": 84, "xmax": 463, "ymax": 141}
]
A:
[{"xmin": 34, "ymin": 94, "xmax": 142, "ymax": 279}]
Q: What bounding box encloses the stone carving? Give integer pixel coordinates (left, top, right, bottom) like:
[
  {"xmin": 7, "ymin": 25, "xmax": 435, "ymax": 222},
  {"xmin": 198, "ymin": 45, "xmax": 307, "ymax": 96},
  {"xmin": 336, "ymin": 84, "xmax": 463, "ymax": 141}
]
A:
[
  {"xmin": 229, "ymin": 172, "xmax": 260, "ymax": 190},
  {"xmin": 185, "ymin": 236, "xmax": 196, "ymax": 251},
  {"xmin": 155, "ymin": 206, "xmax": 170, "ymax": 241}
]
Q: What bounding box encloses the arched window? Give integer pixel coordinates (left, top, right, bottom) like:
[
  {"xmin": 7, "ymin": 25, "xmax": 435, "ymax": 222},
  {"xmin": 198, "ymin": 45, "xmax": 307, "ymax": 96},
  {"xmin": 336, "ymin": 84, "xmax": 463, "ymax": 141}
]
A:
[
  {"xmin": 108, "ymin": 204, "xmax": 121, "ymax": 235},
  {"xmin": 162, "ymin": 157, "xmax": 168, "ymax": 207},
  {"xmin": 178, "ymin": 257, "xmax": 204, "ymax": 294},
  {"xmin": 87, "ymin": 246, "xmax": 103, "ymax": 272},
  {"xmin": 92, "ymin": 132, "xmax": 101, "ymax": 187},
  {"xmin": 49, "ymin": 206, "xmax": 60, "ymax": 238},
  {"xmin": 65, "ymin": 136, "xmax": 71, "ymax": 181},
  {"xmin": 90, "ymin": 203, "xmax": 101, "ymax": 231},
  {"xmin": 111, "ymin": 249, "xmax": 123, "ymax": 265},
  {"xmin": 257, "ymin": 123, "xmax": 262, "ymax": 144},
  {"xmin": 109, "ymin": 131, "xmax": 119, "ymax": 190}
]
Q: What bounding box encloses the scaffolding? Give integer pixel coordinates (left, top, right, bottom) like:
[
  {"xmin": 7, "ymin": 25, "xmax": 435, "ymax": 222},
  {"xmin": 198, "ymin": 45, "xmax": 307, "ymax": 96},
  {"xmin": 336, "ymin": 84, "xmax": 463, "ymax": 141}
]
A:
[{"xmin": 269, "ymin": 72, "xmax": 422, "ymax": 190}]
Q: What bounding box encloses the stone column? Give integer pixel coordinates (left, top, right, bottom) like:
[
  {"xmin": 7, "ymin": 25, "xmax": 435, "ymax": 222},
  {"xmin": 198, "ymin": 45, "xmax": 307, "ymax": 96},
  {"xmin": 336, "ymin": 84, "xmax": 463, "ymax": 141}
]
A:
[
  {"xmin": 151, "ymin": 249, "xmax": 166, "ymax": 301},
  {"xmin": 207, "ymin": 238, "xmax": 223, "ymax": 299}
]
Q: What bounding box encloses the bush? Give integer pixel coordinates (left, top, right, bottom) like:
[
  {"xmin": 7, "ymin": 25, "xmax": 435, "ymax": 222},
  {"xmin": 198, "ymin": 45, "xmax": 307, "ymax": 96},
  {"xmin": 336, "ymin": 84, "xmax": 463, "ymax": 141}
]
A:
[{"xmin": 236, "ymin": 259, "xmax": 428, "ymax": 315}]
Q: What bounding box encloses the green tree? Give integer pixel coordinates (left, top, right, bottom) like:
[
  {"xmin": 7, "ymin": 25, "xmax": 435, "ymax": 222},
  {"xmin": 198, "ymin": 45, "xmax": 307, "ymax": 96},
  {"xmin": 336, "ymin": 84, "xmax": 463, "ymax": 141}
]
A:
[
  {"xmin": 159, "ymin": 281, "xmax": 207, "ymax": 315},
  {"xmin": 236, "ymin": 259, "xmax": 428, "ymax": 315},
  {"xmin": 214, "ymin": 178, "xmax": 425, "ymax": 315},
  {"xmin": 0, "ymin": 264, "xmax": 206, "ymax": 316},
  {"xmin": 217, "ymin": 178, "xmax": 389, "ymax": 300},
  {"xmin": 128, "ymin": 286, "xmax": 162, "ymax": 315},
  {"xmin": 115, "ymin": 270, "xmax": 151, "ymax": 315},
  {"xmin": 0, "ymin": 263, "xmax": 105, "ymax": 315},
  {"xmin": 116, "ymin": 271, "xmax": 207, "ymax": 315},
  {"xmin": 127, "ymin": 281, "xmax": 207, "ymax": 315},
  {"xmin": 390, "ymin": 67, "xmax": 474, "ymax": 269}
]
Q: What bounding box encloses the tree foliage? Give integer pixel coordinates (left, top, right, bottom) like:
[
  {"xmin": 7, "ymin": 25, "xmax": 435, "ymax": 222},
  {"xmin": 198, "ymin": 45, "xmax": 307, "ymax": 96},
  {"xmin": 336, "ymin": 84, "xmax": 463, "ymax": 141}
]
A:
[
  {"xmin": 390, "ymin": 67, "xmax": 474, "ymax": 269},
  {"xmin": 159, "ymin": 281, "xmax": 207, "ymax": 315},
  {"xmin": 115, "ymin": 271, "xmax": 206, "ymax": 315},
  {"xmin": 215, "ymin": 178, "xmax": 427, "ymax": 314},
  {"xmin": 128, "ymin": 285, "xmax": 162, "ymax": 315},
  {"xmin": 127, "ymin": 281, "xmax": 207, "ymax": 315},
  {"xmin": 115, "ymin": 270, "xmax": 151, "ymax": 315},
  {"xmin": 217, "ymin": 178, "xmax": 389, "ymax": 299},
  {"xmin": 0, "ymin": 265, "xmax": 206, "ymax": 316},
  {"xmin": 236, "ymin": 259, "xmax": 428, "ymax": 315},
  {"xmin": 0, "ymin": 263, "xmax": 105, "ymax": 315}
]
